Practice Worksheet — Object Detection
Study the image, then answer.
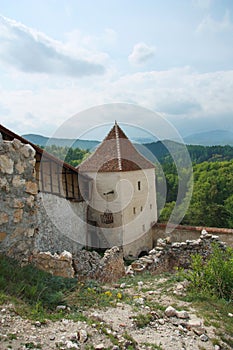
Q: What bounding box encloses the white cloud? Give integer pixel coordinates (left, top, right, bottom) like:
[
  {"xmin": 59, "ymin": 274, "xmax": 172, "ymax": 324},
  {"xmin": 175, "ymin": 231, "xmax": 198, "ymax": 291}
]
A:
[
  {"xmin": 1, "ymin": 66, "xmax": 233, "ymax": 137},
  {"xmin": 196, "ymin": 10, "xmax": 233, "ymax": 33},
  {"xmin": 0, "ymin": 15, "xmax": 105, "ymax": 77},
  {"xmin": 128, "ymin": 42, "xmax": 156, "ymax": 65}
]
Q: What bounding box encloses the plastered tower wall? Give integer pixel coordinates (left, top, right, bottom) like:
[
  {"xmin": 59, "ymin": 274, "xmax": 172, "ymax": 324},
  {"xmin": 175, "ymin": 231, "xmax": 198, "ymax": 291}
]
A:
[
  {"xmin": 78, "ymin": 122, "xmax": 158, "ymax": 258},
  {"xmin": 85, "ymin": 168, "xmax": 157, "ymax": 257},
  {"xmin": 121, "ymin": 168, "xmax": 157, "ymax": 258},
  {"xmin": 85, "ymin": 171, "xmax": 124, "ymax": 249}
]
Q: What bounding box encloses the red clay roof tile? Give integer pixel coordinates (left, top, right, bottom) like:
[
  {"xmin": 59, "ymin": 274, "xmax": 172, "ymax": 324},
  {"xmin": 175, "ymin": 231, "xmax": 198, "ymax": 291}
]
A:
[{"xmin": 78, "ymin": 122, "xmax": 155, "ymax": 172}]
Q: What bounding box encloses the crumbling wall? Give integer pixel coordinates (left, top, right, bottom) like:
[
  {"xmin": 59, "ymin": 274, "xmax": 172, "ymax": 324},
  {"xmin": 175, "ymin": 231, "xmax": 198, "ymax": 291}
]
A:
[
  {"xmin": 128, "ymin": 231, "xmax": 227, "ymax": 275},
  {"xmin": 31, "ymin": 250, "xmax": 75, "ymax": 278},
  {"xmin": 32, "ymin": 246, "xmax": 126, "ymax": 282},
  {"xmin": 153, "ymin": 223, "xmax": 233, "ymax": 247},
  {"xmin": 0, "ymin": 137, "xmax": 38, "ymax": 260}
]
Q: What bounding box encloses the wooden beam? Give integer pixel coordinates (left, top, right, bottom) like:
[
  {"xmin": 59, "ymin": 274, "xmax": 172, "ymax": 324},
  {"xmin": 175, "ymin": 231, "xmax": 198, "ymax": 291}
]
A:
[
  {"xmin": 49, "ymin": 160, "xmax": 53, "ymax": 193},
  {"xmin": 40, "ymin": 161, "xmax": 45, "ymax": 192},
  {"xmin": 57, "ymin": 164, "xmax": 61, "ymax": 195}
]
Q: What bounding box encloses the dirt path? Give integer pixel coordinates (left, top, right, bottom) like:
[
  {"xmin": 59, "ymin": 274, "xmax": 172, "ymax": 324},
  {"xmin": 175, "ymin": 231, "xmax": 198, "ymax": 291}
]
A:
[{"xmin": 0, "ymin": 276, "xmax": 228, "ymax": 350}]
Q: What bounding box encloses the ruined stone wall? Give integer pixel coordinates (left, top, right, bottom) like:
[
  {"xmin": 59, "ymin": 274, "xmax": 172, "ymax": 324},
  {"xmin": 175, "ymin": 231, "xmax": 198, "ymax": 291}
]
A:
[
  {"xmin": 128, "ymin": 231, "xmax": 227, "ymax": 275},
  {"xmin": 0, "ymin": 137, "xmax": 38, "ymax": 260},
  {"xmin": 32, "ymin": 246, "xmax": 126, "ymax": 282},
  {"xmin": 153, "ymin": 223, "xmax": 233, "ymax": 247}
]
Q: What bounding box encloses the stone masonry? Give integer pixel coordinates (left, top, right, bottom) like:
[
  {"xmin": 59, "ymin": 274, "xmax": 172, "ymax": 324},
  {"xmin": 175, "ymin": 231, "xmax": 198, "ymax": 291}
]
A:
[
  {"xmin": 0, "ymin": 137, "xmax": 38, "ymax": 260},
  {"xmin": 31, "ymin": 246, "xmax": 126, "ymax": 282},
  {"xmin": 128, "ymin": 230, "xmax": 227, "ymax": 275}
]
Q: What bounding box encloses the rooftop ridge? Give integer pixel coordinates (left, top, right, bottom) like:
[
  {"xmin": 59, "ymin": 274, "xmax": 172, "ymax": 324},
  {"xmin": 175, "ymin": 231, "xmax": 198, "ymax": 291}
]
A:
[{"xmin": 115, "ymin": 122, "xmax": 122, "ymax": 171}]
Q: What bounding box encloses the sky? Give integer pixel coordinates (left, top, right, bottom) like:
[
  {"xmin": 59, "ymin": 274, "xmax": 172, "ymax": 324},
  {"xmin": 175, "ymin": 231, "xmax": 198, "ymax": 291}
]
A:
[{"xmin": 0, "ymin": 0, "xmax": 233, "ymax": 140}]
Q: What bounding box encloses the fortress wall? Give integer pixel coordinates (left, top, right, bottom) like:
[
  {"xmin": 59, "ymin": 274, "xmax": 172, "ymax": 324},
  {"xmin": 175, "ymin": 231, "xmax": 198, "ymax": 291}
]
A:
[{"xmin": 153, "ymin": 223, "xmax": 233, "ymax": 247}]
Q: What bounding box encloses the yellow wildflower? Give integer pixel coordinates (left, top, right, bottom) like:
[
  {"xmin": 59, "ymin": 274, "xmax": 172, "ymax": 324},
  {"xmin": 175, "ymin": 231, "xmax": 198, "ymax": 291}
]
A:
[
  {"xmin": 104, "ymin": 291, "xmax": 112, "ymax": 297},
  {"xmin": 117, "ymin": 292, "xmax": 122, "ymax": 299}
]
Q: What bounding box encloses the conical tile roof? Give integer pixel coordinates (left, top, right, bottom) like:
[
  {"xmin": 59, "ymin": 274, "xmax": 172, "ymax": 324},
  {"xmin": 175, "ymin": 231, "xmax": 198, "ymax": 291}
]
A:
[{"xmin": 78, "ymin": 122, "xmax": 155, "ymax": 172}]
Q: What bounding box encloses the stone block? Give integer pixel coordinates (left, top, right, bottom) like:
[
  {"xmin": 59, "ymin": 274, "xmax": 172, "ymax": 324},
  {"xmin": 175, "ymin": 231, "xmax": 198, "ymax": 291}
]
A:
[
  {"xmin": 0, "ymin": 212, "xmax": 9, "ymax": 225},
  {"xmin": 32, "ymin": 251, "xmax": 75, "ymax": 278},
  {"xmin": 15, "ymin": 160, "xmax": 25, "ymax": 174},
  {"xmin": 12, "ymin": 175, "xmax": 26, "ymax": 187},
  {"xmin": 21, "ymin": 144, "xmax": 36, "ymax": 158},
  {"xmin": 12, "ymin": 227, "xmax": 25, "ymax": 239},
  {"xmin": 0, "ymin": 232, "xmax": 7, "ymax": 241},
  {"xmin": 25, "ymin": 181, "xmax": 38, "ymax": 195},
  {"xmin": 12, "ymin": 138, "xmax": 22, "ymax": 150},
  {"xmin": 26, "ymin": 195, "xmax": 35, "ymax": 207},
  {"xmin": 13, "ymin": 209, "xmax": 23, "ymax": 223},
  {"xmin": 12, "ymin": 199, "xmax": 24, "ymax": 208},
  {"xmin": 0, "ymin": 155, "xmax": 14, "ymax": 174},
  {"xmin": 0, "ymin": 178, "xmax": 9, "ymax": 192},
  {"xmin": 24, "ymin": 228, "xmax": 35, "ymax": 237}
]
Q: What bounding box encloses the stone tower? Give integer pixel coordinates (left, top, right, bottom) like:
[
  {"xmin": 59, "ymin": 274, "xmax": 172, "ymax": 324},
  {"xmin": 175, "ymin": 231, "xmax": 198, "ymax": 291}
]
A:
[{"xmin": 78, "ymin": 122, "xmax": 157, "ymax": 258}]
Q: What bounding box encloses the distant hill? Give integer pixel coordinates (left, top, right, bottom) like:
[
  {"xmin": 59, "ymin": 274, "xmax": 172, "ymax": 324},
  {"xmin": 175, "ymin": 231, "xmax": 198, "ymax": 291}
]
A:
[
  {"xmin": 22, "ymin": 134, "xmax": 100, "ymax": 151},
  {"xmin": 184, "ymin": 130, "xmax": 233, "ymax": 146},
  {"xmin": 143, "ymin": 140, "xmax": 233, "ymax": 164},
  {"xmin": 23, "ymin": 133, "xmax": 233, "ymax": 164}
]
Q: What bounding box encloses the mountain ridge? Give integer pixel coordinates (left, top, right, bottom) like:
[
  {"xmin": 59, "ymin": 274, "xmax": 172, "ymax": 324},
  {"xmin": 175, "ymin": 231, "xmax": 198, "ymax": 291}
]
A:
[
  {"xmin": 23, "ymin": 129, "xmax": 233, "ymax": 148},
  {"xmin": 22, "ymin": 134, "xmax": 99, "ymax": 150},
  {"xmin": 184, "ymin": 129, "xmax": 233, "ymax": 146}
]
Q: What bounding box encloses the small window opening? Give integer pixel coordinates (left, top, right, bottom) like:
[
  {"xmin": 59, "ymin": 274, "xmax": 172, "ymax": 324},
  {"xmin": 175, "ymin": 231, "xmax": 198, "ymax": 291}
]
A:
[
  {"xmin": 133, "ymin": 207, "xmax": 136, "ymax": 214},
  {"xmin": 138, "ymin": 181, "xmax": 141, "ymax": 190},
  {"xmin": 150, "ymin": 204, "xmax": 152, "ymax": 210},
  {"xmin": 141, "ymin": 206, "xmax": 143, "ymax": 211}
]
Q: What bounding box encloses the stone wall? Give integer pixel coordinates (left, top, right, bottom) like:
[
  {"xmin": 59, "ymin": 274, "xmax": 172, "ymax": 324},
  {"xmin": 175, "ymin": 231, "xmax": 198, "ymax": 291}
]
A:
[
  {"xmin": 0, "ymin": 137, "xmax": 38, "ymax": 260},
  {"xmin": 0, "ymin": 136, "xmax": 88, "ymax": 261},
  {"xmin": 153, "ymin": 223, "xmax": 233, "ymax": 247},
  {"xmin": 31, "ymin": 246, "xmax": 126, "ymax": 282},
  {"xmin": 128, "ymin": 230, "xmax": 227, "ymax": 275}
]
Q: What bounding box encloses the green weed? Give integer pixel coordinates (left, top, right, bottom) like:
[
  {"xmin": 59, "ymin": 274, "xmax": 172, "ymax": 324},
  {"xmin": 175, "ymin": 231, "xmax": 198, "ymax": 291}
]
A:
[
  {"xmin": 133, "ymin": 313, "xmax": 153, "ymax": 328},
  {"xmin": 0, "ymin": 254, "xmax": 77, "ymax": 309},
  {"xmin": 180, "ymin": 244, "xmax": 233, "ymax": 301}
]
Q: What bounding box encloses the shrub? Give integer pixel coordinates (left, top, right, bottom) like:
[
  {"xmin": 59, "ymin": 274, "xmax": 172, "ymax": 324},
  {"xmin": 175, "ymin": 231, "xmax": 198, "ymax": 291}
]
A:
[{"xmin": 183, "ymin": 244, "xmax": 233, "ymax": 301}]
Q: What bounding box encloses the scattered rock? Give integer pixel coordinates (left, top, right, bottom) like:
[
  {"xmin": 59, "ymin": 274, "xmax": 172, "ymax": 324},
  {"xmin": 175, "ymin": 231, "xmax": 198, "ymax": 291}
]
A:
[
  {"xmin": 65, "ymin": 340, "xmax": 79, "ymax": 349},
  {"xmin": 56, "ymin": 305, "xmax": 67, "ymax": 311},
  {"xmin": 193, "ymin": 326, "xmax": 207, "ymax": 336},
  {"xmin": 78, "ymin": 329, "xmax": 88, "ymax": 343},
  {"xmin": 135, "ymin": 297, "xmax": 144, "ymax": 305},
  {"xmin": 175, "ymin": 310, "xmax": 189, "ymax": 319},
  {"xmin": 165, "ymin": 306, "xmax": 177, "ymax": 317},
  {"xmin": 200, "ymin": 333, "xmax": 209, "ymax": 342}
]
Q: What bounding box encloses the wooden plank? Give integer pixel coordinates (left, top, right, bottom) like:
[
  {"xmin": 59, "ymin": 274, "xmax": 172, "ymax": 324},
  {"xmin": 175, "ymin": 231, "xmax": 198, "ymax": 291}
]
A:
[
  {"xmin": 40, "ymin": 161, "xmax": 45, "ymax": 192},
  {"xmin": 49, "ymin": 160, "xmax": 53, "ymax": 193}
]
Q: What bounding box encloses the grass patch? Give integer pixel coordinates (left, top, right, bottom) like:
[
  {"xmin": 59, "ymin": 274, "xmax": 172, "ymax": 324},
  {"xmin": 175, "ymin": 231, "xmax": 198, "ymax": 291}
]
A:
[
  {"xmin": 133, "ymin": 313, "xmax": 153, "ymax": 328},
  {"xmin": 0, "ymin": 254, "xmax": 77, "ymax": 309},
  {"xmin": 66, "ymin": 279, "xmax": 127, "ymax": 310},
  {"xmin": 0, "ymin": 254, "xmax": 79, "ymax": 321}
]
